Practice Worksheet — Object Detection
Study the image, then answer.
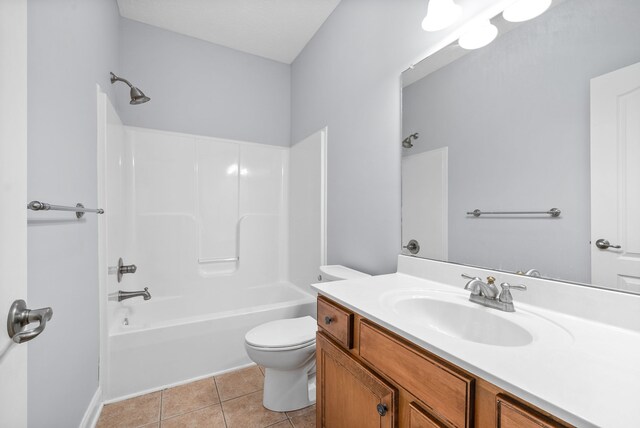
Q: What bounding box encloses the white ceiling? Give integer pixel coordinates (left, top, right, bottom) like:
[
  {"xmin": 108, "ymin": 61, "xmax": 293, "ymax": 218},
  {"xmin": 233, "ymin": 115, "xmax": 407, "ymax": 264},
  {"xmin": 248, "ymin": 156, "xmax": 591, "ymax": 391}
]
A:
[{"xmin": 117, "ymin": 0, "xmax": 342, "ymax": 64}]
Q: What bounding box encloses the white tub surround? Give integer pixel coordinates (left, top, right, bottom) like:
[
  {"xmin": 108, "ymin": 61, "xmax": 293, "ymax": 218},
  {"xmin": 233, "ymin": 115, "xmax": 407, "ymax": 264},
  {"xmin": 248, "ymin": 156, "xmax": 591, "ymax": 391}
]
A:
[
  {"xmin": 311, "ymin": 255, "xmax": 640, "ymax": 428},
  {"xmin": 99, "ymin": 119, "xmax": 325, "ymax": 400}
]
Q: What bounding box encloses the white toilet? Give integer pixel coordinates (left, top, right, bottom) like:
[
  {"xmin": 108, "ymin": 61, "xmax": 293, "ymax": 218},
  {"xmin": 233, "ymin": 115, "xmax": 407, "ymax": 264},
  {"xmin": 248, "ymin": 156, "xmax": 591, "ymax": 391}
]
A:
[{"xmin": 244, "ymin": 265, "xmax": 370, "ymax": 412}]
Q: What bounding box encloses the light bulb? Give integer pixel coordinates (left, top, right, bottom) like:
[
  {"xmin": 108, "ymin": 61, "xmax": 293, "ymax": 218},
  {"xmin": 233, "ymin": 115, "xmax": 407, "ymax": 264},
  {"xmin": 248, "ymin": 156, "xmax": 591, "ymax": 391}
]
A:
[
  {"xmin": 422, "ymin": 0, "xmax": 462, "ymax": 32},
  {"xmin": 503, "ymin": 0, "xmax": 552, "ymax": 23},
  {"xmin": 458, "ymin": 19, "xmax": 498, "ymax": 50}
]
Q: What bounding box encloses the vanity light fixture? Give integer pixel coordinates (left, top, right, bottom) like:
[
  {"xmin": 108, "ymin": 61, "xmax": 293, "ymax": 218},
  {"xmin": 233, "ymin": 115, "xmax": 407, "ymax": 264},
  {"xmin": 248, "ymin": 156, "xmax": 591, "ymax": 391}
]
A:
[
  {"xmin": 422, "ymin": 0, "xmax": 462, "ymax": 32},
  {"xmin": 503, "ymin": 0, "xmax": 552, "ymax": 23},
  {"xmin": 458, "ymin": 19, "xmax": 498, "ymax": 50}
]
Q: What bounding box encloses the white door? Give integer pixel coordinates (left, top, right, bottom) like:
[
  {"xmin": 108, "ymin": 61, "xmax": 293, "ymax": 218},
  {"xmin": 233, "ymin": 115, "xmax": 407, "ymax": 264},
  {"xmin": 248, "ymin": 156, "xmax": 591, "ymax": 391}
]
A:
[
  {"xmin": 0, "ymin": 0, "xmax": 28, "ymax": 426},
  {"xmin": 591, "ymin": 61, "xmax": 640, "ymax": 292},
  {"xmin": 401, "ymin": 147, "xmax": 448, "ymax": 260}
]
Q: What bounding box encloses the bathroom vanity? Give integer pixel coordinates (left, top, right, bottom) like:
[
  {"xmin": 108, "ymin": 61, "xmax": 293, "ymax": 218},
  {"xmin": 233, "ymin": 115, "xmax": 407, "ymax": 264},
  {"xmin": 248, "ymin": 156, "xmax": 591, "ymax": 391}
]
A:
[
  {"xmin": 312, "ymin": 256, "xmax": 640, "ymax": 428},
  {"xmin": 316, "ymin": 296, "xmax": 569, "ymax": 428}
]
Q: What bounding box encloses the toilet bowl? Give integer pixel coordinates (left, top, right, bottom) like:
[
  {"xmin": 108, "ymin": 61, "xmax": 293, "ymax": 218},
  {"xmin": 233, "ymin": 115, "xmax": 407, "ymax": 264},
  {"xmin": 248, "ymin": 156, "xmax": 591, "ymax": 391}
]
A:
[
  {"xmin": 245, "ymin": 316, "xmax": 317, "ymax": 412},
  {"xmin": 244, "ymin": 265, "xmax": 370, "ymax": 412}
]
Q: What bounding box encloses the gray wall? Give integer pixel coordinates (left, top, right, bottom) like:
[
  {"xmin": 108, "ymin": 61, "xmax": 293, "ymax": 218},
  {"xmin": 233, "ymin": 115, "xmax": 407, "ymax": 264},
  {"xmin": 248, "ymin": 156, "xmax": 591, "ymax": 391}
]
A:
[
  {"xmin": 291, "ymin": 0, "xmax": 488, "ymax": 274},
  {"xmin": 27, "ymin": 0, "xmax": 120, "ymax": 426},
  {"xmin": 117, "ymin": 18, "xmax": 291, "ymax": 147},
  {"xmin": 402, "ymin": 0, "xmax": 640, "ymax": 284},
  {"xmin": 117, "ymin": 0, "xmax": 505, "ymax": 276}
]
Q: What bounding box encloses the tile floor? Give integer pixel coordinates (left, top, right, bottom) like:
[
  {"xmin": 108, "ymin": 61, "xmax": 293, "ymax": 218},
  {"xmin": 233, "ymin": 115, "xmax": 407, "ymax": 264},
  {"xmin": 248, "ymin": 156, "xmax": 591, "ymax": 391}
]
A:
[{"xmin": 96, "ymin": 365, "xmax": 315, "ymax": 428}]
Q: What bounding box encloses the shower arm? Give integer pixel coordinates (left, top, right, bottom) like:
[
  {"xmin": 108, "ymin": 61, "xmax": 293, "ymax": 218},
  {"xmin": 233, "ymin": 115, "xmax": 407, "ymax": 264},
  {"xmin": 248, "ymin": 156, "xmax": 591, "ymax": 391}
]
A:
[{"xmin": 110, "ymin": 72, "xmax": 133, "ymax": 88}]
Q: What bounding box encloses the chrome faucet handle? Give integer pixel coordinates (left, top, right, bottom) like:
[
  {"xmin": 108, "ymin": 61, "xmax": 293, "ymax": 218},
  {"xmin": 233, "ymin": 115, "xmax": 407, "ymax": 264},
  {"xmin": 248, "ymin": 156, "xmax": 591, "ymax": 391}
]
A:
[
  {"xmin": 462, "ymin": 274, "xmax": 482, "ymax": 295},
  {"xmin": 498, "ymin": 282, "xmax": 527, "ymax": 304}
]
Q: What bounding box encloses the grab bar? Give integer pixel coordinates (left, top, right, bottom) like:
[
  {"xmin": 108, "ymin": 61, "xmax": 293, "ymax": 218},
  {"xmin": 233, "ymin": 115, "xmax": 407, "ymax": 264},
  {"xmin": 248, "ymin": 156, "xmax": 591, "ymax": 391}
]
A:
[
  {"xmin": 27, "ymin": 200, "xmax": 104, "ymax": 219},
  {"xmin": 467, "ymin": 208, "xmax": 561, "ymax": 217}
]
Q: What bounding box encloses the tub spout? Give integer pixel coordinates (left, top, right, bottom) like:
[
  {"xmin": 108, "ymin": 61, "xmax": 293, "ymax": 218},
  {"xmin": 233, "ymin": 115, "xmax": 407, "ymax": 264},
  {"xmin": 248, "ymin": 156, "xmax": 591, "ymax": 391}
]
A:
[{"xmin": 117, "ymin": 287, "xmax": 151, "ymax": 302}]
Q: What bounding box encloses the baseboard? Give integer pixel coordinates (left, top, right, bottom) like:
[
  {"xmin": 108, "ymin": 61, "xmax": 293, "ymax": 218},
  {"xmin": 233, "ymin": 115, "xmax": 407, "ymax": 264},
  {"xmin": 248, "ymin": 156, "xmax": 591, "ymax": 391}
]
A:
[{"xmin": 79, "ymin": 387, "xmax": 103, "ymax": 428}]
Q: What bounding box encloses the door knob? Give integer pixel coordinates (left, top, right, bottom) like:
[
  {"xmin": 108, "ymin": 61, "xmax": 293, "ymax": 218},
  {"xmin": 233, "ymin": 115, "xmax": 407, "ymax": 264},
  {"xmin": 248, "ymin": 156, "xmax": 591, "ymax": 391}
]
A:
[
  {"xmin": 403, "ymin": 239, "xmax": 420, "ymax": 255},
  {"xmin": 7, "ymin": 300, "xmax": 53, "ymax": 344},
  {"xmin": 595, "ymin": 239, "xmax": 621, "ymax": 250}
]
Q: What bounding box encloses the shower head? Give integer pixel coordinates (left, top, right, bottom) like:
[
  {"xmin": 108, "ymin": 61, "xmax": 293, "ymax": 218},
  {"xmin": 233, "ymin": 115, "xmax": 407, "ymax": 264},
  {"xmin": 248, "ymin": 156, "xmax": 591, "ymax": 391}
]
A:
[
  {"xmin": 402, "ymin": 132, "xmax": 419, "ymax": 148},
  {"xmin": 110, "ymin": 72, "xmax": 150, "ymax": 105}
]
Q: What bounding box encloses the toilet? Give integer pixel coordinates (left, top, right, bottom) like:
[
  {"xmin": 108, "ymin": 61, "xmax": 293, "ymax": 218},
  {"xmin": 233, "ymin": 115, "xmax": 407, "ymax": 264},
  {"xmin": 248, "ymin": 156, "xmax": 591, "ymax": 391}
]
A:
[{"xmin": 244, "ymin": 265, "xmax": 370, "ymax": 412}]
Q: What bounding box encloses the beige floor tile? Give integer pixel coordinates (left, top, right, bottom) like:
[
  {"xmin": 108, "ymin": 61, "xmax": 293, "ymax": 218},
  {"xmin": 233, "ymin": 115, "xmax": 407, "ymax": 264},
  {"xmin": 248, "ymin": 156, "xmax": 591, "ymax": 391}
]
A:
[
  {"xmin": 215, "ymin": 365, "xmax": 264, "ymax": 401},
  {"xmin": 162, "ymin": 378, "xmax": 220, "ymax": 419},
  {"xmin": 267, "ymin": 421, "xmax": 293, "ymax": 428},
  {"xmin": 161, "ymin": 404, "xmax": 226, "ymax": 428},
  {"xmin": 97, "ymin": 392, "xmax": 161, "ymax": 428},
  {"xmin": 222, "ymin": 391, "xmax": 287, "ymax": 428},
  {"xmin": 289, "ymin": 410, "xmax": 315, "ymax": 428},
  {"xmin": 287, "ymin": 404, "xmax": 315, "ymax": 428},
  {"xmin": 285, "ymin": 404, "xmax": 315, "ymax": 419}
]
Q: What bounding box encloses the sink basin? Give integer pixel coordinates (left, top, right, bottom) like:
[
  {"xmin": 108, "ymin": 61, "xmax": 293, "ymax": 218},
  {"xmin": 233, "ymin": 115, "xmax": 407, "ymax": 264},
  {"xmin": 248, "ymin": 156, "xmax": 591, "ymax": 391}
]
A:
[{"xmin": 392, "ymin": 296, "xmax": 534, "ymax": 347}]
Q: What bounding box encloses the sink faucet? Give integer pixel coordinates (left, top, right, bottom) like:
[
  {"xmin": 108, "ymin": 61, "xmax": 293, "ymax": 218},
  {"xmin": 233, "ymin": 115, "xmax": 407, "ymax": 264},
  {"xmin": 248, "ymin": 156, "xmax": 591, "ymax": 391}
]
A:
[
  {"xmin": 462, "ymin": 274, "xmax": 526, "ymax": 312},
  {"xmin": 516, "ymin": 269, "xmax": 541, "ymax": 277},
  {"xmin": 463, "ymin": 274, "xmax": 499, "ymax": 299},
  {"xmin": 117, "ymin": 287, "xmax": 151, "ymax": 302}
]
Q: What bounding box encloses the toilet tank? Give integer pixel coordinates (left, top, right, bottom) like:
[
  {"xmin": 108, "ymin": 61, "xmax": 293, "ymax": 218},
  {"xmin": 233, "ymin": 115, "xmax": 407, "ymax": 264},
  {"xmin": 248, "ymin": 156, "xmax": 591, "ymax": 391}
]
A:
[{"xmin": 317, "ymin": 265, "xmax": 371, "ymax": 282}]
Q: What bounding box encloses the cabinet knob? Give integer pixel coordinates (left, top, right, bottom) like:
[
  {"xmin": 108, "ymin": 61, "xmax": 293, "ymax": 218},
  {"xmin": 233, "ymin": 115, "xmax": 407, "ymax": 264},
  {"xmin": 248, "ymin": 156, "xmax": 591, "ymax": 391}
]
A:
[
  {"xmin": 324, "ymin": 316, "xmax": 333, "ymax": 325},
  {"xmin": 376, "ymin": 403, "xmax": 388, "ymax": 416}
]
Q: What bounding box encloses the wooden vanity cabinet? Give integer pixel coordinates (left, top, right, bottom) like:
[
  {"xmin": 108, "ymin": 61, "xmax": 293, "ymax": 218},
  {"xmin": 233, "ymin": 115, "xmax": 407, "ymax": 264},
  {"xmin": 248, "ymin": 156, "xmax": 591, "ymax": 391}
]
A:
[
  {"xmin": 496, "ymin": 395, "xmax": 568, "ymax": 428},
  {"xmin": 317, "ymin": 295, "xmax": 354, "ymax": 349},
  {"xmin": 316, "ymin": 332, "xmax": 397, "ymax": 428},
  {"xmin": 409, "ymin": 402, "xmax": 449, "ymax": 428},
  {"xmin": 359, "ymin": 320, "xmax": 474, "ymax": 428},
  {"xmin": 316, "ymin": 296, "xmax": 574, "ymax": 428}
]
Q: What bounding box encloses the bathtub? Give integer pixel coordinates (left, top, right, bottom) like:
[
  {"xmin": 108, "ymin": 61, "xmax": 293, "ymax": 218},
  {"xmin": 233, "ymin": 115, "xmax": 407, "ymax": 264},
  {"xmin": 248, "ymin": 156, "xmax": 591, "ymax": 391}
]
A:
[{"xmin": 106, "ymin": 282, "xmax": 316, "ymax": 400}]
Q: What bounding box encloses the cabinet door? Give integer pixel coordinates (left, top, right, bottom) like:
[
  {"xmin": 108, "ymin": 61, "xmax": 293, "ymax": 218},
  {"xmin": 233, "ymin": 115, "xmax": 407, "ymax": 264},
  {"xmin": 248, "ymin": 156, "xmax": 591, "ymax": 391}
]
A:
[
  {"xmin": 409, "ymin": 402, "xmax": 448, "ymax": 428},
  {"xmin": 497, "ymin": 395, "xmax": 572, "ymax": 428},
  {"xmin": 317, "ymin": 332, "xmax": 397, "ymax": 428}
]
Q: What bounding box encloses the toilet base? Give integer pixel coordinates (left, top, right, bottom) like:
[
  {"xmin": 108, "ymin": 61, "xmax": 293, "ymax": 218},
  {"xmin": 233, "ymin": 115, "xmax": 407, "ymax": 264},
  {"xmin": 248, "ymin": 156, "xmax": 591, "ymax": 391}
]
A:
[{"xmin": 263, "ymin": 365, "xmax": 316, "ymax": 412}]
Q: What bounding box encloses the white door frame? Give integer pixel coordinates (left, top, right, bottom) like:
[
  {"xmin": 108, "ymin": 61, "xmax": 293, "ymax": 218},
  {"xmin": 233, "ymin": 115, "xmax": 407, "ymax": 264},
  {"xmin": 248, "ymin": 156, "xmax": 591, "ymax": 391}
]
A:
[{"xmin": 0, "ymin": 0, "xmax": 29, "ymax": 426}]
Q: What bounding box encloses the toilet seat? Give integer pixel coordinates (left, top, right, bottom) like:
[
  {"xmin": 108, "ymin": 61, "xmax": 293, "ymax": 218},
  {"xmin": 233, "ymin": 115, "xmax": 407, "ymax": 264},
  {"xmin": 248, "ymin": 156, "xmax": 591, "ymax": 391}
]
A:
[
  {"xmin": 246, "ymin": 340, "xmax": 315, "ymax": 352},
  {"xmin": 245, "ymin": 316, "xmax": 317, "ymax": 350}
]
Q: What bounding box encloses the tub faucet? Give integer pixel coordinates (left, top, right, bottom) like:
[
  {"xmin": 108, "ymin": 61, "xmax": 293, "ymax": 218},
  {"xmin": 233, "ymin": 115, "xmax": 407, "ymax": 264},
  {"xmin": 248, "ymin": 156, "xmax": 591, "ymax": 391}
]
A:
[
  {"xmin": 461, "ymin": 274, "xmax": 525, "ymax": 312},
  {"xmin": 117, "ymin": 287, "xmax": 151, "ymax": 302}
]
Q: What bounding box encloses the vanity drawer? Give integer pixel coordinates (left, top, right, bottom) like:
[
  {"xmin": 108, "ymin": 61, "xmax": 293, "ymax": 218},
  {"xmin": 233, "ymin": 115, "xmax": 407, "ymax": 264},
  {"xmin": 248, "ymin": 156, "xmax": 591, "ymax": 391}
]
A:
[
  {"xmin": 496, "ymin": 395, "xmax": 572, "ymax": 428},
  {"xmin": 359, "ymin": 320, "xmax": 474, "ymax": 428},
  {"xmin": 317, "ymin": 296, "xmax": 354, "ymax": 349}
]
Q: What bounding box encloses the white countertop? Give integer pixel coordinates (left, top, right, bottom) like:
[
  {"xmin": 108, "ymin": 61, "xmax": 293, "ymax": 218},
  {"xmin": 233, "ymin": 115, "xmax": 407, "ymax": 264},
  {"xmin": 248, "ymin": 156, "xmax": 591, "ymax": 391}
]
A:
[{"xmin": 312, "ymin": 270, "xmax": 640, "ymax": 428}]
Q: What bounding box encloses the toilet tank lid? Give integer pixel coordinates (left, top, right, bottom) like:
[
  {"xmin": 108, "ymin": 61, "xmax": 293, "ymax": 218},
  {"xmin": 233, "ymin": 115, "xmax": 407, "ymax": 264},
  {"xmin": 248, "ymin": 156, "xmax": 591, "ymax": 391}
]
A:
[
  {"xmin": 245, "ymin": 316, "xmax": 317, "ymax": 348},
  {"xmin": 319, "ymin": 265, "xmax": 371, "ymax": 280}
]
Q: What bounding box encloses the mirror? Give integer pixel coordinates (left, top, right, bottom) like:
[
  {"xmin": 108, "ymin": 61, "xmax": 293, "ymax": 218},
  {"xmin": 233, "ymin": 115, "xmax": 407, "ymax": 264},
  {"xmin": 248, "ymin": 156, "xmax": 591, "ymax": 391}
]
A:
[{"xmin": 401, "ymin": 0, "xmax": 640, "ymax": 292}]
